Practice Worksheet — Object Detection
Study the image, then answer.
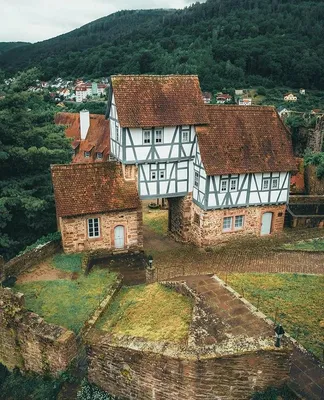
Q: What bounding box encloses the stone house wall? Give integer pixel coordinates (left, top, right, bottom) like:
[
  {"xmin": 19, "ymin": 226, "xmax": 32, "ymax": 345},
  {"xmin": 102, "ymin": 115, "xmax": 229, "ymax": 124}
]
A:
[
  {"xmin": 88, "ymin": 343, "xmax": 291, "ymax": 400},
  {"xmin": 0, "ymin": 288, "xmax": 78, "ymax": 375},
  {"xmin": 60, "ymin": 209, "xmax": 143, "ymax": 253},
  {"xmin": 0, "ymin": 239, "xmax": 61, "ymax": 282},
  {"xmin": 168, "ymin": 193, "xmax": 286, "ymax": 246}
]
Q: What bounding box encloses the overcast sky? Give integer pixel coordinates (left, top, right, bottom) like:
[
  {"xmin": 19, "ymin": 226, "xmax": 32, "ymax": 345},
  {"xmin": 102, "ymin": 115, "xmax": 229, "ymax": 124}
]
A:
[{"xmin": 0, "ymin": 0, "xmax": 193, "ymax": 43}]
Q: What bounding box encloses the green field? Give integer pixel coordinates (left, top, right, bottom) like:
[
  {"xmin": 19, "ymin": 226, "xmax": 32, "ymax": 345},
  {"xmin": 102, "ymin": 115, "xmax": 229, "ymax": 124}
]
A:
[
  {"xmin": 15, "ymin": 254, "xmax": 117, "ymax": 333},
  {"xmin": 218, "ymin": 273, "xmax": 324, "ymax": 360},
  {"xmin": 282, "ymin": 238, "xmax": 324, "ymax": 252}
]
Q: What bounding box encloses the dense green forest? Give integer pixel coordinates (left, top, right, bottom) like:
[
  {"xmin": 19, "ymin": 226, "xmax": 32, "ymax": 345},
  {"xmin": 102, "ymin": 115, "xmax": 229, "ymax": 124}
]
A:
[
  {"xmin": 0, "ymin": 42, "xmax": 30, "ymax": 56},
  {"xmin": 0, "ymin": 0, "xmax": 324, "ymax": 90},
  {"xmin": 0, "ymin": 74, "xmax": 72, "ymax": 260}
]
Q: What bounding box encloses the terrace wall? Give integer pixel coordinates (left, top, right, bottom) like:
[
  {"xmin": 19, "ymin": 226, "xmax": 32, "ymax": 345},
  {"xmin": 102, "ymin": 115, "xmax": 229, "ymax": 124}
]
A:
[
  {"xmin": 0, "ymin": 239, "xmax": 61, "ymax": 282},
  {"xmin": 0, "ymin": 287, "xmax": 78, "ymax": 375},
  {"xmin": 88, "ymin": 341, "xmax": 290, "ymax": 400}
]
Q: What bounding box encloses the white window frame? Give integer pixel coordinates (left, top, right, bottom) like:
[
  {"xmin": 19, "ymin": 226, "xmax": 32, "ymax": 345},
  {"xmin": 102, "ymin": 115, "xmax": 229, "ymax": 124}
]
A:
[
  {"xmin": 151, "ymin": 171, "xmax": 157, "ymax": 180},
  {"xmin": 230, "ymin": 178, "xmax": 238, "ymax": 192},
  {"xmin": 222, "ymin": 217, "xmax": 232, "ymax": 232},
  {"xmin": 194, "ymin": 171, "xmax": 199, "ymax": 187},
  {"xmin": 234, "ymin": 215, "xmax": 244, "ymax": 230},
  {"xmin": 143, "ymin": 130, "xmax": 152, "ymax": 144},
  {"xmin": 182, "ymin": 130, "xmax": 190, "ymax": 143},
  {"xmin": 88, "ymin": 218, "xmax": 100, "ymax": 238},
  {"xmin": 271, "ymin": 178, "xmax": 279, "ymax": 189},
  {"xmin": 220, "ymin": 180, "xmax": 228, "ymax": 192},
  {"xmin": 262, "ymin": 178, "xmax": 270, "ymax": 190},
  {"xmin": 84, "ymin": 151, "xmax": 91, "ymax": 158},
  {"xmin": 155, "ymin": 128, "xmax": 163, "ymax": 144}
]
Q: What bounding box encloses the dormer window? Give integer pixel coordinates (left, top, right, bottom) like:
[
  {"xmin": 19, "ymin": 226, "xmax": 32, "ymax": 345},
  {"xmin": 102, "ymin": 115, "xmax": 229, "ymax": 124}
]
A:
[
  {"xmin": 143, "ymin": 130, "xmax": 151, "ymax": 144},
  {"xmin": 96, "ymin": 152, "xmax": 103, "ymax": 159},
  {"xmin": 84, "ymin": 151, "xmax": 91, "ymax": 158}
]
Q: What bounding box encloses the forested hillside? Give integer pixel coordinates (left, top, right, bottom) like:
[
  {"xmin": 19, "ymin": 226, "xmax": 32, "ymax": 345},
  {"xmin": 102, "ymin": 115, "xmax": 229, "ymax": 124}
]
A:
[
  {"xmin": 0, "ymin": 42, "xmax": 30, "ymax": 56},
  {"xmin": 1, "ymin": 1, "xmax": 324, "ymax": 89}
]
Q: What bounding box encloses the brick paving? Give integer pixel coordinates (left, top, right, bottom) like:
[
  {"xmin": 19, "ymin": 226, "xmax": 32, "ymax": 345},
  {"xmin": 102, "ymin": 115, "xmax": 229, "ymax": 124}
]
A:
[
  {"xmin": 172, "ymin": 275, "xmax": 324, "ymax": 400},
  {"xmin": 144, "ymin": 226, "xmax": 324, "ymax": 279}
]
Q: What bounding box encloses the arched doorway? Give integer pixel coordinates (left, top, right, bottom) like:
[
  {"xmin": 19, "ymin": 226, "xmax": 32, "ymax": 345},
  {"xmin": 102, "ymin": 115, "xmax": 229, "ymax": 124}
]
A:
[{"xmin": 114, "ymin": 225, "xmax": 125, "ymax": 249}]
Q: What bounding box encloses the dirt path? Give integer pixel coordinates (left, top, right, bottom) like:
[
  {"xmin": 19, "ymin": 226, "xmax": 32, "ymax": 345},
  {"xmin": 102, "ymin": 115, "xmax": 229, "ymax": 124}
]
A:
[{"xmin": 17, "ymin": 257, "xmax": 70, "ymax": 283}]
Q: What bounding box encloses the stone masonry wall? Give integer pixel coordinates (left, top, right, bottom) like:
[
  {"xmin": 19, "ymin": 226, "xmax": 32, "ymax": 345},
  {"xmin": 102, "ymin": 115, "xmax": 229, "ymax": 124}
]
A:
[
  {"xmin": 0, "ymin": 287, "xmax": 78, "ymax": 375},
  {"xmin": 190, "ymin": 204, "xmax": 287, "ymax": 247},
  {"xmin": 168, "ymin": 193, "xmax": 193, "ymax": 242},
  {"xmin": 88, "ymin": 343, "xmax": 290, "ymax": 400},
  {"xmin": 0, "ymin": 239, "xmax": 61, "ymax": 282},
  {"xmin": 60, "ymin": 209, "xmax": 143, "ymax": 253},
  {"xmin": 305, "ymin": 165, "xmax": 324, "ymax": 195}
]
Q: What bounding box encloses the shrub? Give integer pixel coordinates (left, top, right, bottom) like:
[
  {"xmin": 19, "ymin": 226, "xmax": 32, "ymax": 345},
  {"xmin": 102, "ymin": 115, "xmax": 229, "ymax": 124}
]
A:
[
  {"xmin": 77, "ymin": 379, "xmax": 118, "ymax": 400},
  {"xmin": 18, "ymin": 232, "xmax": 61, "ymax": 256}
]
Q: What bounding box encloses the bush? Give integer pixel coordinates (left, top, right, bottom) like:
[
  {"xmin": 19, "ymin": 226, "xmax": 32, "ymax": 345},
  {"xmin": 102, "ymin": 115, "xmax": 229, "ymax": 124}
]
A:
[
  {"xmin": 257, "ymin": 86, "xmax": 266, "ymax": 96},
  {"xmin": 304, "ymin": 151, "xmax": 324, "ymax": 179},
  {"xmin": 0, "ymin": 366, "xmax": 61, "ymax": 400},
  {"xmin": 251, "ymin": 385, "xmax": 297, "ymax": 399},
  {"xmin": 77, "ymin": 379, "xmax": 118, "ymax": 400},
  {"xmin": 18, "ymin": 231, "xmax": 61, "ymax": 256}
]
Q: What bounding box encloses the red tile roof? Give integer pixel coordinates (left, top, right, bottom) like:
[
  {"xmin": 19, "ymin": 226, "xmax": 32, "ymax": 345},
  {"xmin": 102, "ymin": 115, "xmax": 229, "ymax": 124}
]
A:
[
  {"xmin": 196, "ymin": 105, "xmax": 296, "ymax": 175},
  {"xmin": 54, "ymin": 112, "xmax": 110, "ymax": 163},
  {"xmin": 111, "ymin": 75, "xmax": 209, "ymax": 127},
  {"xmin": 51, "ymin": 162, "xmax": 140, "ymax": 218}
]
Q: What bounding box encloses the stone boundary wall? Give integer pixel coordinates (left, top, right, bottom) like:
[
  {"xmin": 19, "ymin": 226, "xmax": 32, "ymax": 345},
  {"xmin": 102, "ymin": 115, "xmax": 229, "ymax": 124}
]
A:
[
  {"xmin": 289, "ymin": 195, "xmax": 324, "ymax": 204},
  {"xmin": 305, "ymin": 165, "xmax": 324, "ymax": 195},
  {"xmin": 0, "ymin": 239, "xmax": 61, "ymax": 282},
  {"xmin": 87, "ymin": 281, "xmax": 292, "ymax": 400},
  {"xmin": 0, "ymin": 287, "xmax": 78, "ymax": 375}
]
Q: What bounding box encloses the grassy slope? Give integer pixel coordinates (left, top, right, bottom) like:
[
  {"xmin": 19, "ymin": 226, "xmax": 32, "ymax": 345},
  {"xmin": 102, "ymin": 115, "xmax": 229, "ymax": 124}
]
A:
[
  {"xmin": 143, "ymin": 209, "xmax": 168, "ymax": 235},
  {"xmin": 15, "ymin": 254, "xmax": 117, "ymax": 333},
  {"xmin": 282, "ymin": 238, "xmax": 324, "ymax": 251},
  {"xmin": 98, "ymin": 283, "xmax": 193, "ymax": 342},
  {"xmin": 218, "ymin": 273, "xmax": 324, "ymax": 360}
]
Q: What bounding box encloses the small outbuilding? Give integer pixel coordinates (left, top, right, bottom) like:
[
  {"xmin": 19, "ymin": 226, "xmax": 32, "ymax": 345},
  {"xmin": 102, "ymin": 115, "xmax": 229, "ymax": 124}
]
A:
[{"xmin": 51, "ymin": 162, "xmax": 143, "ymax": 253}]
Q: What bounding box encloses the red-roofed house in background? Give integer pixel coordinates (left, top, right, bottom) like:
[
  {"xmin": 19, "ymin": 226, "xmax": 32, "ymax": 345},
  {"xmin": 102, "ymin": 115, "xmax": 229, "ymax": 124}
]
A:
[
  {"xmin": 202, "ymin": 91, "xmax": 212, "ymax": 104},
  {"xmin": 51, "ymin": 163, "xmax": 143, "ymax": 253},
  {"xmin": 54, "ymin": 111, "xmax": 110, "ymax": 163},
  {"xmin": 106, "ymin": 74, "xmax": 297, "ymax": 246}
]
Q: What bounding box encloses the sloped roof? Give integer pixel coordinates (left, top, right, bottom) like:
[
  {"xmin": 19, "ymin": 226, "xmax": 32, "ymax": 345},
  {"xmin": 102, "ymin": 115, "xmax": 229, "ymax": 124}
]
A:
[
  {"xmin": 51, "ymin": 162, "xmax": 140, "ymax": 218},
  {"xmin": 196, "ymin": 105, "xmax": 296, "ymax": 175},
  {"xmin": 110, "ymin": 75, "xmax": 209, "ymax": 127},
  {"xmin": 54, "ymin": 112, "xmax": 110, "ymax": 163}
]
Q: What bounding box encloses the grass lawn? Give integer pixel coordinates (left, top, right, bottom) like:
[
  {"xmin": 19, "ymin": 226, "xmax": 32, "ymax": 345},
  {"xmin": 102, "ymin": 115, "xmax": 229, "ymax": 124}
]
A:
[
  {"xmin": 282, "ymin": 238, "xmax": 324, "ymax": 252},
  {"xmin": 15, "ymin": 254, "xmax": 117, "ymax": 333},
  {"xmin": 98, "ymin": 283, "xmax": 193, "ymax": 342},
  {"xmin": 218, "ymin": 273, "xmax": 324, "ymax": 360},
  {"xmin": 143, "ymin": 209, "xmax": 168, "ymax": 235}
]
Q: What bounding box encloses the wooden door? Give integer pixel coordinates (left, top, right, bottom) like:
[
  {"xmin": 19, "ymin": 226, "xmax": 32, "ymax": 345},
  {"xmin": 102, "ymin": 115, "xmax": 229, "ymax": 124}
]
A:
[
  {"xmin": 261, "ymin": 212, "xmax": 273, "ymax": 235},
  {"xmin": 114, "ymin": 226, "xmax": 125, "ymax": 248}
]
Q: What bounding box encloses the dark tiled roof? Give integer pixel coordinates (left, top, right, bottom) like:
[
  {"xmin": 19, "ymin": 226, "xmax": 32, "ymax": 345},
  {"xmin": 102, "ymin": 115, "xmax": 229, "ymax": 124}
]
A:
[
  {"xmin": 196, "ymin": 105, "xmax": 296, "ymax": 175},
  {"xmin": 111, "ymin": 75, "xmax": 209, "ymax": 127},
  {"xmin": 51, "ymin": 162, "xmax": 140, "ymax": 217},
  {"xmin": 54, "ymin": 112, "xmax": 110, "ymax": 163}
]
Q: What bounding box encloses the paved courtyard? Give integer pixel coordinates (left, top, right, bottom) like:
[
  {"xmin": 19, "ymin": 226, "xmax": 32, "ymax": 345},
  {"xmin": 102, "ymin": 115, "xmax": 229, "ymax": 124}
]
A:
[{"xmin": 143, "ymin": 223, "xmax": 324, "ymax": 279}]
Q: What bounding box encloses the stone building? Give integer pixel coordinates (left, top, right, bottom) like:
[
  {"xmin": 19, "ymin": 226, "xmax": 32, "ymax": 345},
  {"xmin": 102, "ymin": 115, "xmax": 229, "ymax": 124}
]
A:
[
  {"xmin": 51, "ymin": 162, "xmax": 143, "ymax": 253},
  {"xmin": 106, "ymin": 75, "xmax": 296, "ymax": 246}
]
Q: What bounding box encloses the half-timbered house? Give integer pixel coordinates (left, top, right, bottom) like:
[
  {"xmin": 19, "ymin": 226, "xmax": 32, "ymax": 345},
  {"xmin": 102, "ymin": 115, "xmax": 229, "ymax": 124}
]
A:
[{"xmin": 106, "ymin": 75, "xmax": 296, "ymax": 246}]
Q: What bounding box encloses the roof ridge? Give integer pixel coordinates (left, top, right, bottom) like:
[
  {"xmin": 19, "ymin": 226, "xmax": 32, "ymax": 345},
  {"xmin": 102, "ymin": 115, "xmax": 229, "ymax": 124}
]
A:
[
  {"xmin": 51, "ymin": 161, "xmax": 117, "ymax": 170},
  {"xmin": 111, "ymin": 74, "xmax": 199, "ymax": 79}
]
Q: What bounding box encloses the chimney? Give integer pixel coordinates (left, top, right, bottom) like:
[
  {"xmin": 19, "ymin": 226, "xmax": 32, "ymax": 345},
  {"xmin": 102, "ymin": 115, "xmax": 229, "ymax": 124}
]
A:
[{"xmin": 80, "ymin": 109, "xmax": 90, "ymax": 140}]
